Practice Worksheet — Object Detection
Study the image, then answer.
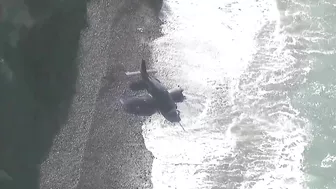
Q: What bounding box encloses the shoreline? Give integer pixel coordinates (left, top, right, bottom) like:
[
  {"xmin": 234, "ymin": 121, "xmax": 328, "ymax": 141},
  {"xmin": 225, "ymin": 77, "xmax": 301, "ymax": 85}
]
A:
[
  {"xmin": 41, "ymin": 0, "xmax": 163, "ymax": 189},
  {"xmin": 75, "ymin": 1, "xmax": 164, "ymax": 188}
]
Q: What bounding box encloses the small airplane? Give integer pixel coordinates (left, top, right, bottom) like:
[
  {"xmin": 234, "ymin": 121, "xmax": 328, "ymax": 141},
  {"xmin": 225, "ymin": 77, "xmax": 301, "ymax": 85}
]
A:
[{"xmin": 120, "ymin": 59, "xmax": 186, "ymax": 130}]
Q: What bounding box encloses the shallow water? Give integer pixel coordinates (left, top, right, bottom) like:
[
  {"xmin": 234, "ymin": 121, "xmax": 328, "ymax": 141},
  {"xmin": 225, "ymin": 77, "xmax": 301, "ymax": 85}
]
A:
[{"xmin": 142, "ymin": 0, "xmax": 336, "ymax": 188}]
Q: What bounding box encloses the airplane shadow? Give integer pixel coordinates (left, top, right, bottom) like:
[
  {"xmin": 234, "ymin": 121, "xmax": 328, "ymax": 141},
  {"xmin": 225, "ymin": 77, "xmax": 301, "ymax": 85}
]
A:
[
  {"xmin": 124, "ymin": 105, "xmax": 158, "ymax": 117},
  {"xmin": 121, "ymin": 88, "xmax": 187, "ymax": 117},
  {"xmin": 146, "ymin": 0, "xmax": 163, "ymax": 15},
  {"xmin": 0, "ymin": 0, "xmax": 89, "ymax": 188}
]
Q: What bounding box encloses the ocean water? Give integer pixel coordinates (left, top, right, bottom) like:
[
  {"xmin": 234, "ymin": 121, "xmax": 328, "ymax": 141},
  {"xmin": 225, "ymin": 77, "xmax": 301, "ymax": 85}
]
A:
[{"xmin": 141, "ymin": 0, "xmax": 336, "ymax": 188}]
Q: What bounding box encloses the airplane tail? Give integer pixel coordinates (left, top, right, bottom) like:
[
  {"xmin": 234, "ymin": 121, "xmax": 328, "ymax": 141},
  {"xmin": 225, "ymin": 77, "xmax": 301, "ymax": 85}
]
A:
[{"xmin": 140, "ymin": 59, "xmax": 149, "ymax": 80}]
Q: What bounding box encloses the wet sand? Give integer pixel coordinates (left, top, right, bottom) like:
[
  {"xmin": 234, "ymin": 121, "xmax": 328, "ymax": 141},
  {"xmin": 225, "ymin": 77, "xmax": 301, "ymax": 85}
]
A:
[
  {"xmin": 75, "ymin": 1, "xmax": 163, "ymax": 188},
  {"xmin": 39, "ymin": 0, "xmax": 163, "ymax": 189}
]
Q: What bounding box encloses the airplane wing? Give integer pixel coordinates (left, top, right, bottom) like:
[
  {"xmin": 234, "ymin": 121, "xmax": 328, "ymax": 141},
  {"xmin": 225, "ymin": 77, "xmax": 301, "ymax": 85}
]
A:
[
  {"xmin": 125, "ymin": 69, "xmax": 157, "ymax": 76},
  {"xmin": 120, "ymin": 94, "xmax": 157, "ymax": 116}
]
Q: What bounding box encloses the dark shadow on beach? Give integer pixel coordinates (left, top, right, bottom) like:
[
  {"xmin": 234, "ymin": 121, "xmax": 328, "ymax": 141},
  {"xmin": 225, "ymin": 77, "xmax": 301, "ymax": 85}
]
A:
[
  {"xmin": 146, "ymin": 0, "xmax": 163, "ymax": 15},
  {"xmin": 0, "ymin": 0, "xmax": 89, "ymax": 188}
]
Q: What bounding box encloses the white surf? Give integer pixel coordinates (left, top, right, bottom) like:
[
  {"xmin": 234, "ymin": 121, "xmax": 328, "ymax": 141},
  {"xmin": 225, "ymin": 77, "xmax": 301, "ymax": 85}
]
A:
[{"xmin": 141, "ymin": 0, "xmax": 311, "ymax": 188}]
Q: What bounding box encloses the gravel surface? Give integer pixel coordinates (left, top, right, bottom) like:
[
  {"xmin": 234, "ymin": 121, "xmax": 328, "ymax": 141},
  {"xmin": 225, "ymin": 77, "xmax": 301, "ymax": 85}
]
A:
[{"xmin": 38, "ymin": 0, "xmax": 163, "ymax": 189}]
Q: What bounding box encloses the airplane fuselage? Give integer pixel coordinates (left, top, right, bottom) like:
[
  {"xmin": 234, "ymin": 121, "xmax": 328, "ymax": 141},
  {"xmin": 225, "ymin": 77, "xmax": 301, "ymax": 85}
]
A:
[{"xmin": 143, "ymin": 75, "xmax": 181, "ymax": 122}]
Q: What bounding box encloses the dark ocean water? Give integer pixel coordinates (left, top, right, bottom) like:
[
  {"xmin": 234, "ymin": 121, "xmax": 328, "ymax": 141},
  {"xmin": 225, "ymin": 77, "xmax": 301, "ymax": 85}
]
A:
[
  {"xmin": 281, "ymin": 0, "xmax": 336, "ymax": 188},
  {"xmin": 288, "ymin": 0, "xmax": 336, "ymax": 188}
]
